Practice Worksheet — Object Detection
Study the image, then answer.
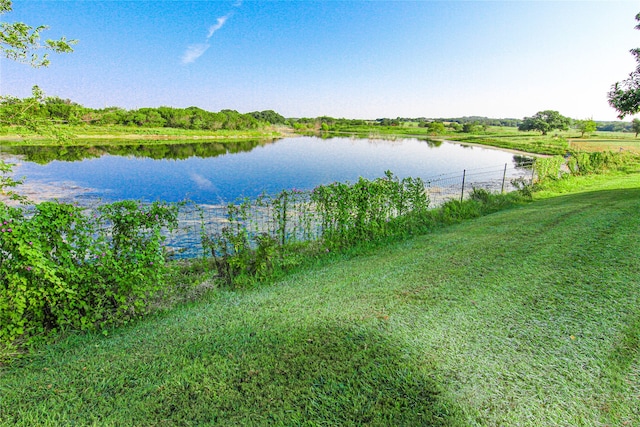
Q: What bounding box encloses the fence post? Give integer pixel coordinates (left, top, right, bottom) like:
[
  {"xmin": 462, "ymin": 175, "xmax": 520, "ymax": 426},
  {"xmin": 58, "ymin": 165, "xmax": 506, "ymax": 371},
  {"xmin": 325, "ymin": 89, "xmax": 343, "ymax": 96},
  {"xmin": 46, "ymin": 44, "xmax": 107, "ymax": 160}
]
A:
[
  {"xmin": 531, "ymin": 160, "xmax": 536, "ymax": 184},
  {"xmin": 280, "ymin": 191, "xmax": 287, "ymax": 246},
  {"xmin": 460, "ymin": 169, "xmax": 466, "ymax": 202},
  {"xmin": 501, "ymin": 163, "xmax": 507, "ymax": 193}
]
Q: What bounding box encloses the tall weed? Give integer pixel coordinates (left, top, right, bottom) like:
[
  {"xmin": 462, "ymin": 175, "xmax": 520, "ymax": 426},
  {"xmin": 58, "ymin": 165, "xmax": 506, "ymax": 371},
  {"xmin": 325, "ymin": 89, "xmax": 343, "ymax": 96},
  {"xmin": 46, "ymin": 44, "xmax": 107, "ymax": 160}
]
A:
[
  {"xmin": 534, "ymin": 156, "xmax": 565, "ymax": 181},
  {"xmin": 566, "ymin": 151, "xmax": 634, "ymax": 175},
  {"xmin": 202, "ymin": 172, "xmax": 430, "ymax": 287}
]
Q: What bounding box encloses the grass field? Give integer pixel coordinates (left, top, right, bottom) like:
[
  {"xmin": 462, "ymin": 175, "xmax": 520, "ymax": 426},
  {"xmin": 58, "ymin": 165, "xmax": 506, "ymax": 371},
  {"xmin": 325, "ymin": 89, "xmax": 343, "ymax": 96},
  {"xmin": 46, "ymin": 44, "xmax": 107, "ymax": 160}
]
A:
[
  {"xmin": 0, "ymin": 124, "xmax": 285, "ymax": 145},
  {"xmin": 450, "ymin": 128, "xmax": 640, "ymax": 155},
  {"xmin": 568, "ymin": 131, "xmax": 640, "ymax": 153},
  {"xmin": 1, "ymin": 170, "xmax": 638, "ymax": 426}
]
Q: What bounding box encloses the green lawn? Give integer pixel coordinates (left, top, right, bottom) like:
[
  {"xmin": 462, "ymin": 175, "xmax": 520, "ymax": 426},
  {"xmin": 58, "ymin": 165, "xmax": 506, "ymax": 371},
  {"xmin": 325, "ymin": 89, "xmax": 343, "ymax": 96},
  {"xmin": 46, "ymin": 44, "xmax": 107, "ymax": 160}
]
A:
[{"xmin": 1, "ymin": 172, "xmax": 639, "ymax": 426}]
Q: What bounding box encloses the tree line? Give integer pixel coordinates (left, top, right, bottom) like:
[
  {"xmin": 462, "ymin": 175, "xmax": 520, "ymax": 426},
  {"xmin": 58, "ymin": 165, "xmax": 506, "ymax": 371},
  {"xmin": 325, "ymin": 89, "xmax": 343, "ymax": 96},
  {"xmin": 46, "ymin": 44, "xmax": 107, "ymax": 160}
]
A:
[
  {"xmin": 290, "ymin": 113, "xmax": 635, "ymax": 135},
  {"xmin": 2, "ymin": 92, "xmax": 637, "ymax": 136},
  {"xmin": 0, "ymin": 93, "xmax": 288, "ymax": 131}
]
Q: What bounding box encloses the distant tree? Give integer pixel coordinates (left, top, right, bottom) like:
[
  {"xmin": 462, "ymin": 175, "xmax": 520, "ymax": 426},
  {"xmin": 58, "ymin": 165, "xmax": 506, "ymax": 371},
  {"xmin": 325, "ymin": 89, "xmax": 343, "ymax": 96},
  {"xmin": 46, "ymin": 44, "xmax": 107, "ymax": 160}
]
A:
[
  {"xmin": 426, "ymin": 121, "xmax": 446, "ymax": 135},
  {"xmin": 575, "ymin": 118, "xmax": 597, "ymax": 137},
  {"xmin": 185, "ymin": 106, "xmax": 213, "ymax": 130},
  {"xmin": 43, "ymin": 97, "xmax": 87, "ymax": 124},
  {"xmin": 0, "ymin": 0, "xmax": 76, "ymax": 67},
  {"xmin": 462, "ymin": 122, "xmax": 481, "ymax": 133},
  {"xmin": 597, "ymin": 121, "xmax": 631, "ymax": 132},
  {"xmin": 157, "ymin": 106, "xmax": 191, "ymax": 129},
  {"xmin": 448, "ymin": 122, "xmax": 463, "ymax": 132},
  {"xmin": 518, "ymin": 110, "xmax": 571, "ymax": 135},
  {"xmin": 249, "ymin": 110, "xmax": 286, "ymax": 124},
  {"xmin": 608, "ymin": 13, "xmax": 640, "ymax": 119},
  {"xmin": 219, "ymin": 109, "xmax": 259, "ymax": 130},
  {"xmin": 377, "ymin": 118, "xmax": 400, "ymax": 126},
  {"xmin": 317, "ymin": 116, "xmax": 336, "ymax": 129},
  {"xmin": 632, "ymin": 118, "xmax": 640, "ymax": 137},
  {"xmin": 96, "ymin": 107, "xmax": 127, "ymax": 125}
]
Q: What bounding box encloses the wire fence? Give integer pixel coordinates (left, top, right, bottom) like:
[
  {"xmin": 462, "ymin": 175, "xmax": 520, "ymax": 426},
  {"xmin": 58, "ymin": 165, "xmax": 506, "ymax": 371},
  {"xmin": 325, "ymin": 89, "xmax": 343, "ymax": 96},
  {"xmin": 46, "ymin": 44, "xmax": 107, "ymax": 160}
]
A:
[
  {"xmin": 165, "ymin": 161, "xmax": 535, "ymax": 258},
  {"xmin": 3, "ymin": 158, "xmax": 535, "ymax": 258}
]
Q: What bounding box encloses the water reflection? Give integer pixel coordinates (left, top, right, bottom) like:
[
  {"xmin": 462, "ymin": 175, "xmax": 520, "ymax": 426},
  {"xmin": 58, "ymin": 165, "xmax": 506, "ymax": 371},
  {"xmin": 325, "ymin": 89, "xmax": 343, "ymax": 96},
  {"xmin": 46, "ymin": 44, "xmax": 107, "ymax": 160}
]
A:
[
  {"xmin": 4, "ymin": 137, "xmax": 532, "ymax": 204},
  {"xmin": 2, "ymin": 139, "xmax": 274, "ymax": 164}
]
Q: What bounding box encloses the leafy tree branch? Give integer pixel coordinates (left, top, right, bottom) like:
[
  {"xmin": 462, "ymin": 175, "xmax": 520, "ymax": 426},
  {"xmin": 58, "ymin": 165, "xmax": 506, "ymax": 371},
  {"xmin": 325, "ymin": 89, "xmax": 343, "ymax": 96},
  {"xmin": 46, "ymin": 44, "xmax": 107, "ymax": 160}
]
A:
[
  {"xmin": 0, "ymin": 0, "xmax": 76, "ymax": 67},
  {"xmin": 608, "ymin": 12, "xmax": 640, "ymax": 119}
]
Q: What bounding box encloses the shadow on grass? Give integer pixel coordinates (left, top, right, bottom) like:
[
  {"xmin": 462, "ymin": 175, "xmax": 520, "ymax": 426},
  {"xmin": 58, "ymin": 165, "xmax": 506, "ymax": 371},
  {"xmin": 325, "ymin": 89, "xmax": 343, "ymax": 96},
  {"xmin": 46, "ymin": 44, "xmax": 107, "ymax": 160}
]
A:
[
  {"xmin": 1, "ymin": 321, "xmax": 462, "ymax": 426},
  {"xmin": 148, "ymin": 322, "xmax": 459, "ymax": 426}
]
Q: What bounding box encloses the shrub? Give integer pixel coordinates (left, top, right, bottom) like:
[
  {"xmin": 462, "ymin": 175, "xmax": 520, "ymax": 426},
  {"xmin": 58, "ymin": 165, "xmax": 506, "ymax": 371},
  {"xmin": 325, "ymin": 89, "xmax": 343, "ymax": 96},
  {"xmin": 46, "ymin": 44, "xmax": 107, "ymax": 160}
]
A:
[
  {"xmin": 439, "ymin": 199, "xmax": 482, "ymax": 223},
  {"xmin": 0, "ymin": 199, "xmax": 178, "ymax": 356},
  {"xmin": 511, "ymin": 177, "xmax": 534, "ymax": 199}
]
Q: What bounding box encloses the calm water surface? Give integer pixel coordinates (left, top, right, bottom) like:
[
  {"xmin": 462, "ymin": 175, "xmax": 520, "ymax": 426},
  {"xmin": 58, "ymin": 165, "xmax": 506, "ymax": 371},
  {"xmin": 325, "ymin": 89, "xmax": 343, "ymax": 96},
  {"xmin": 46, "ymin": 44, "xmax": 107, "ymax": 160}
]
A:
[{"xmin": 6, "ymin": 136, "xmax": 530, "ymax": 204}]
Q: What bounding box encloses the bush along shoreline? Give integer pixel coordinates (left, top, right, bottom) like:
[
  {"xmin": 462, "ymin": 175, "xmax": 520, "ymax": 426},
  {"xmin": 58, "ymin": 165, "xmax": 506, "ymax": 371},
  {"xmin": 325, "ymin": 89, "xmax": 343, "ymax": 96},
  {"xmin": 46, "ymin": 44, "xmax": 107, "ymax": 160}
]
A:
[{"xmin": 0, "ymin": 197, "xmax": 178, "ymax": 362}]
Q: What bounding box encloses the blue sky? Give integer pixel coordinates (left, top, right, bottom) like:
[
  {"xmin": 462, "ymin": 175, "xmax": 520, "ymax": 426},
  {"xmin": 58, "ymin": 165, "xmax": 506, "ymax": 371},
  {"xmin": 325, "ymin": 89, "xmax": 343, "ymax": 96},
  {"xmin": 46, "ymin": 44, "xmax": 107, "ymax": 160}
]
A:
[{"xmin": 2, "ymin": 1, "xmax": 639, "ymax": 121}]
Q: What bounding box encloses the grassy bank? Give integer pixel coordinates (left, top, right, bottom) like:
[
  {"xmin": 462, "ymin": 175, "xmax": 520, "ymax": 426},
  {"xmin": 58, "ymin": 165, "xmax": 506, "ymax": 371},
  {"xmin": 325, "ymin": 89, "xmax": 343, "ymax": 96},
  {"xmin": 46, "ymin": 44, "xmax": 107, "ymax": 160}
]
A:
[
  {"xmin": 0, "ymin": 125, "xmax": 285, "ymax": 145},
  {"xmin": 446, "ymin": 128, "xmax": 640, "ymax": 155},
  {"xmin": 1, "ymin": 171, "xmax": 638, "ymax": 425}
]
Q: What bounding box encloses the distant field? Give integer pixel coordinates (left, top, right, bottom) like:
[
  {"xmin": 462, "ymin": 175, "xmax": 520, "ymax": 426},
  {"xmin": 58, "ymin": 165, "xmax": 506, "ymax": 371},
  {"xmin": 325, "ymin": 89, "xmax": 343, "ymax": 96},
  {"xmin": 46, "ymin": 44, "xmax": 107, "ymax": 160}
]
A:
[
  {"xmin": 324, "ymin": 123, "xmax": 640, "ymax": 155},
  {"xmin": 568, "ymin": 131, "xmax": 640, "ymax": 153},
  {"xmin": 449, "ymin": 127, "xmax": 640, "ymax": 155}
]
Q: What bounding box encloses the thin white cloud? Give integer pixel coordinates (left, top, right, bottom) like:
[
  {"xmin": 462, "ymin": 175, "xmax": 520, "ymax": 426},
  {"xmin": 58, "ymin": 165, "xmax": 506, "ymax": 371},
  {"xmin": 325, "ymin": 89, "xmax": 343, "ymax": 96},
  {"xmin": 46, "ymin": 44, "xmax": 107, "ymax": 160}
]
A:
[
  {"xmin": 181, "ymin": 2, "xmax": 242, "ymax": 65},
  {"xmin": 207, "ymin": 15, "xmax": 229, "ymax": 39},
  {"xmin": 181, "ymin": 43, "xmax": 210, "ymax": 64}
]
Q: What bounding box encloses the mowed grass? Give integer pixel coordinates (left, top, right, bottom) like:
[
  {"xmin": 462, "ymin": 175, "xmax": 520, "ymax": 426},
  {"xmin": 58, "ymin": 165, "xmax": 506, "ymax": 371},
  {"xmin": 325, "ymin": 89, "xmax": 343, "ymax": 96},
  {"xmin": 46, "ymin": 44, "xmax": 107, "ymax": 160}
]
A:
[{"xmin": 1, "ymin": 174, "xmax": 639, "ymax": 426}]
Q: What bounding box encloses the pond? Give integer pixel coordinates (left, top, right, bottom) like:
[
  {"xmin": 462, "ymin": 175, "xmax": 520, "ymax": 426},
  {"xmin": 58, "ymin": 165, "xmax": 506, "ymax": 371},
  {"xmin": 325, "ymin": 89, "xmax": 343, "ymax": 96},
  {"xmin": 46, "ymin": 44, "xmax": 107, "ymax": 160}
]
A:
[{"xmin": 2, "ymin": 136, "xmax": 532, "ymax": 206}]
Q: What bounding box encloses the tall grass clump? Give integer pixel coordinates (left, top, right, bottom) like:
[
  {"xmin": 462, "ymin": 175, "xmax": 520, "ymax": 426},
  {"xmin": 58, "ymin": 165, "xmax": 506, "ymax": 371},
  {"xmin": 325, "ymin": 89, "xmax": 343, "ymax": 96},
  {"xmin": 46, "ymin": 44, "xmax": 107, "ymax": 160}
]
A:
[
  {"xmin": 435, "ymin": 187, "xmax": 525, "ymax": 225},
  {"xmin": 533, "ymin": 155, "xmax": 564, "ymax": 181},
  {"xmin": 311, "ymin": 171, "xmax": 430, "ymax": 247},
  {"xmin": 201, "ymin": 171, "xmax": 431, "ymax": 287},
  {"xmin": 566, "ymin": 150, "xmax": 635, "ymax": 175},
  {"xmin": 530, "ymin": 150, "xmax": 640, "ymax": 187}
]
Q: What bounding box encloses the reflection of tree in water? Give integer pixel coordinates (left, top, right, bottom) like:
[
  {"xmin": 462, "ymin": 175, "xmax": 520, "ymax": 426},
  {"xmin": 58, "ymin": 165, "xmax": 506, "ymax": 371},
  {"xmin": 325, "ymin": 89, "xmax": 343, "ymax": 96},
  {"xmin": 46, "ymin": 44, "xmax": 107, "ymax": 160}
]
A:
[
  {"xmin": 512, "ymin": 154, "xmax": 535, "ymax": 169},
  {"xmin": 4, "ymin": 139, "xmax": 275, "ymax": 164}
]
